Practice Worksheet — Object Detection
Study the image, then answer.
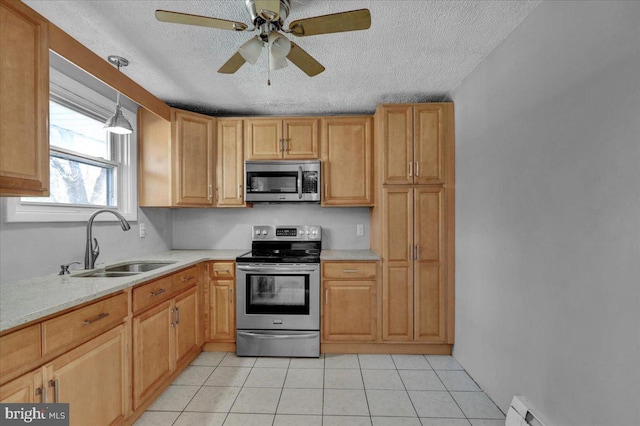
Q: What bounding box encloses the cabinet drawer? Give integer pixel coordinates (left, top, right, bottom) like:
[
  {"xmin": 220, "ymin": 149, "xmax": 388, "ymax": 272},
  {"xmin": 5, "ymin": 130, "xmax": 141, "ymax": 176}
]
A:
[
  {"xmin": 209, "ymin": 262, "xmax": 235, "ymax": 278},
  {"xmin": 0, "ymin": 324, "xmax": 41, "ymax": 379},
  {"xmin": 42, "ymin": 292, "xmax": 128, "ymax": 356},
  {"xmin": 323, "ymin": 262, "xmax": 378, "ymax": 279},
  {"xmin": 133, "ymin": 275, "xmax": 174, "ymax": 313},
  {"xmin": 173, "ymin": 266, "xmax": 199, "ymax": 291}
]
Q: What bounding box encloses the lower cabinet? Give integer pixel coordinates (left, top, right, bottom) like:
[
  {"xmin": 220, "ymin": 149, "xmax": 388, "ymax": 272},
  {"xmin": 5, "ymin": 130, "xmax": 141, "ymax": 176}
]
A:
[
  {"xmin": 0, "ymin": 325, "xmax": 127, "ymax": 426},
  {"xmin": 321, "ymin": 261, "xmax": 378, "ymax": 342},
  {"xmin": 132, "ymin": 285, "xmax": 198, "ymax": 409},
  {"xmin": 206, "ymin": 261, "xmax": 236, "ymax": 342}
]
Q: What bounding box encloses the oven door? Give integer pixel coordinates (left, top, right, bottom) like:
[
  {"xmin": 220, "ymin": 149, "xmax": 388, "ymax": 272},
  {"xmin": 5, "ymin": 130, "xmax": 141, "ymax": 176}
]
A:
[{"xmin": 236, "ymin": 263, "xmax": 320, "ymax": 331}]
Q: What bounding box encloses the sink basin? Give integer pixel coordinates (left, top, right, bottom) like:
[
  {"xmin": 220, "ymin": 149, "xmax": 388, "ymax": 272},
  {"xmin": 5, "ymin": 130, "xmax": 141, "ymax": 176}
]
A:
[
  {"xmin": 105, "ymin": 261, "xmax": 177, "ymax": 273},
  {"xmin": 74, "ymin": 271, "xmax": 140, "ymax": 278}
]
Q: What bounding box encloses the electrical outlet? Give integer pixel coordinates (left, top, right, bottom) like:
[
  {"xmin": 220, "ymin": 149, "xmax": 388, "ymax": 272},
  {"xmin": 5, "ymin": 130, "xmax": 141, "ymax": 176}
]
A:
[
  {"xmin": 139, "ymin": 223, "xmax": 146, "ymax": 238},
  {"xmin": 356, "ymin": 224, "xmax": 364, "ymax": 236}
]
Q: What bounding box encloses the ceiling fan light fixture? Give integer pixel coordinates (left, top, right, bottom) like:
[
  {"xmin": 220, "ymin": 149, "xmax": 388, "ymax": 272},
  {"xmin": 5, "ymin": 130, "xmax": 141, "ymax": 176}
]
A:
[
  {"xmin": 238, "ymin": 36, "xmax": 264, "ymax": 64},
  {"xmin": 269, "ymin": 52, "xmax": 288, "ymax": 71},
  {"xmin": 104, "ymin": 56, "xmax": 133, "ymax": 135},
  {"xmin": 269, "ymin": 32, "xmax": 291, "ymax": 58}
]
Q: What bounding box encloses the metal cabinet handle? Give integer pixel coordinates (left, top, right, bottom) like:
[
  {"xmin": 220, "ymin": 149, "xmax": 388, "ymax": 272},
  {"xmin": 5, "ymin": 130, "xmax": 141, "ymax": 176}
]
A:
[
  {"xmin": 214, "ymin": 268, "xmax": 229, "ymax": 273},
  {"xmin": 175, "ymin": 307, "xmax": 180, "ymax": 325},
  {"xmin": 415, "ymin": 161, "xmax": 420, "ymax": 177},
  {"xmin": 150, "ymin": 288, "xmax": 166, "ymax": 297},
  {"xmin": 409, "ymin": 161, "xmax": 413, "ymax": 177},
  {"xmin": 325, "ymin": 289, "xmax": 328, "ymax": 305},
  {"xmin": 170, "ymin": 308, "xmax": 176, "ymax": 327},
  {"xmin": 229, "ymin": 288, "xmax": 233, "ymax": 304},
  {"xmin": 83, "ymin": 312, "xmax": 109, "ymax": 326},
  {"xmin": 416, "ymin": 245, "xmax": 420, "ymax": 261},
  {"xmin": 208, "ymin": 184, "xmax": 212, "ymax": 198},
  {"xmin": 238, "ymin": 184, "xmax": 242, "ymax": 200},
  {"xmin": 181, "ymin": 275, "xmax": 195, "ymax": 282},
  {"xmin": 284, "ymin": 138, "xmax": 290, "ymax": 153},
  {"xmin": 48, "ymin": 379, "xmax": 59, "ymax": 403},
  {"xmin": 36, "ymin": 386, "xmax": 46, "ymax": 403},
  {"xmin": 342, "ymin": 269, "xmax": 359, "ymax": 273}
]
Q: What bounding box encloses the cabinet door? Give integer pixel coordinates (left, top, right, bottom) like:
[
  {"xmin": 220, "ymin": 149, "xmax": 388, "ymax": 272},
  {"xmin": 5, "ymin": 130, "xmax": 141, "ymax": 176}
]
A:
[
  {"xmin": 217, "ymin": 119, "xmax": 245, "ymax": 206},
  {"xmin": 45, "ymin": 326, "xmax": 126, "ymax": 426},
  {"xmin": 321, "ymin": 116, "xmax": 373, "ymax": 206},
  {"xmin": 414, "ymin": 104, "xmax": 451, "ymax": 185},
  {"xmin": 133, "ymin": 300, "xmax": 173, "ymax": 409},
  {"xmin": 323, "ymin": 280, "xmax": 376, "ymax": 342},
  {"xmin": 173, "ymin": 110, "xmax": 214, "ymax": 206},
  {"xmin": 244, "ymin": 118, "xmax": 283, "ymax": 160},
  {"xmin": 0, "ymin": 0, "xmax": 49, "ymax": 196},
  {"xmin": 175, "ymin": 287, "xmax": 199, "ymax": 367},
  {"xmin": 0, "ymin": 370, "xmax": 43, "ymax": 403},
  {"xmin": 414, "ymin": 187, "xmax": 446, "ymax": 342},
  {"xmin": 379, "ymin": 105, "xmax": 413, "ymax": 185},
  {"xmin": 382, "ymin": 187, "xmax": 414, "ymax": 341},
  {"xmin": 283, "ymin": 118, "xmax": 319, "ymax": 159},
  {"xmin": 208, "ymin": 280, "xmax": 235, "ymax": 341}
]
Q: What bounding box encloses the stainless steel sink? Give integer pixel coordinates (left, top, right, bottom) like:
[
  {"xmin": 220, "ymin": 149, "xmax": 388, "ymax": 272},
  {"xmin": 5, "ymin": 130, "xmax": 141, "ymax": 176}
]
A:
[
  {"xmin": 105, "ymin": 261, "xmax": 177, "ymax": 273},
  {"xmin": 74, "ymin": 271, "xmax": 141, "ymax": 278},
  {"xmin": 72, "ymin": 261, "xmax": 177, "ymax": 278}
]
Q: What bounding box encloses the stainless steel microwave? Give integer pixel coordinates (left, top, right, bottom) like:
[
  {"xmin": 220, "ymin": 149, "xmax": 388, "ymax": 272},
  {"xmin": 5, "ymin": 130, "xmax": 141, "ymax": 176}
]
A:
[{"xmin": 244, "ymin": 160, "xmax": 321, "ymax": 203}]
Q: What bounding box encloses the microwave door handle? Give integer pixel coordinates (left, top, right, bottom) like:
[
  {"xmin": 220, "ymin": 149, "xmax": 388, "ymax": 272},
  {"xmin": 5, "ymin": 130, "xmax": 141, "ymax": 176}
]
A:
[{"xmin": 297, "ymin": 166, "xmax": 303, "ymax": 199}]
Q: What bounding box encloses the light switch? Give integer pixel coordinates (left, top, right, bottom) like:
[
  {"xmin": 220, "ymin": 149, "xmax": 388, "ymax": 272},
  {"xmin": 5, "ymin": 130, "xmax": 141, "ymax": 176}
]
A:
[{"xmin": 139, "ymin": 223, "xmax": 146, "ymax": 238}]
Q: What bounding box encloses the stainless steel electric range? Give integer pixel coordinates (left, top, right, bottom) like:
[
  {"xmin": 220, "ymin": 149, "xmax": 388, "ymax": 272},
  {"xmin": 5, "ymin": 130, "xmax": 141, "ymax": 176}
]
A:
[{"xmin": 235, "ymin": 225, "xmax": 321, "ymax": 357}]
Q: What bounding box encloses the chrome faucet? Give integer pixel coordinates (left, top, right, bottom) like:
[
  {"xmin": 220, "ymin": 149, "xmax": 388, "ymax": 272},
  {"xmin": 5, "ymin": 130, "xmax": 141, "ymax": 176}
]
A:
[{"xmin": 85, "ymin": 209, "xmax": 131, "ymax": 269}]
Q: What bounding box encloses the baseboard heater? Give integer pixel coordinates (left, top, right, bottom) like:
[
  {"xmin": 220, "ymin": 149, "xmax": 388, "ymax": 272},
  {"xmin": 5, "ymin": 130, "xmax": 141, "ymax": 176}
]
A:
[{"xmin": 506, "ymin": 395, "xmax": 551, "ymax": 426}]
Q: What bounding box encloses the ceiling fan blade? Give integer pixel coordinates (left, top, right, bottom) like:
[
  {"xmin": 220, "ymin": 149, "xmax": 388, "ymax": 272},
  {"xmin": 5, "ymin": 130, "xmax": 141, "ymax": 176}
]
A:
[
  {"xmin": 286, "ymin": 42, "xmax": 325, "ymax": 77},
  {"xmin": 218, "ymin": 52, "xmax": 247, "ymax": 74},
  {"xmin": 155, "ymin": 10, "xmax": 248, "ymax": 31},
  {"xmin": 288, "ymin": 9, "xmax": 371, "ymax": 37},
  {"xmin": 253, "ymin": 0, "xmax": 281, "ymax": 21}
]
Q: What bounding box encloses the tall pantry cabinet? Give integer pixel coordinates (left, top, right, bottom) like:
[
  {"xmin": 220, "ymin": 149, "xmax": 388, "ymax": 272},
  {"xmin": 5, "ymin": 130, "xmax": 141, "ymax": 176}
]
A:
[{"xmin": 371, "ymin": 103, "xmax": 455, "ymax": 347}]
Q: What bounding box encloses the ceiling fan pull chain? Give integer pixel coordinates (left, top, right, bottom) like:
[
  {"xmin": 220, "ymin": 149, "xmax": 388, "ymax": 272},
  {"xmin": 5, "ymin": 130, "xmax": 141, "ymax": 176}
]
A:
[{"xmin": 267, "ymin": 51, "xmax": 271, "ymax": 86}]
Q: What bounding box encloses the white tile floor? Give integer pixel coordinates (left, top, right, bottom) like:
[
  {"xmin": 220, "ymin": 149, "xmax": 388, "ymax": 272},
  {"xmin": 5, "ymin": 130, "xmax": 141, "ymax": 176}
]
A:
[{"xmin": 134, "ymin": 353, "xmax": 505, "ymax": 426}]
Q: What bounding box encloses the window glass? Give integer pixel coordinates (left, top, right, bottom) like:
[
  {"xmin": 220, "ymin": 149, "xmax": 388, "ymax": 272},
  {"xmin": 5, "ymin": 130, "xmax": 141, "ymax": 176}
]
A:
[{"xmin": 49, "ymin": 101, "xmax": 111, "ymax": 159}]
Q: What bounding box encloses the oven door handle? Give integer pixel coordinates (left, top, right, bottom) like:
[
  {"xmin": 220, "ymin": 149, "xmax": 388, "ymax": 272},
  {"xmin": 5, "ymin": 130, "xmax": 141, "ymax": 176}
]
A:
[
  {"xmin": 298, "ymin": 166, "xmax": 303, "ymax": 199},
  {"xmin": 237, "ymin": 266, "xmax": 318, "ymax": 273},
  {"xmin": 238, "ymin": 331, "xmax": 318, "ymax": 339}
]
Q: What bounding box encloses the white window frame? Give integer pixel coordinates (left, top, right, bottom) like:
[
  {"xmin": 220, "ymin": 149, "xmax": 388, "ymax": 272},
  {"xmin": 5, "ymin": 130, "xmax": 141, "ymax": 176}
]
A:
[{"xmin": 3, "ymin": 68, "xmax": 138, "ymax": 223}]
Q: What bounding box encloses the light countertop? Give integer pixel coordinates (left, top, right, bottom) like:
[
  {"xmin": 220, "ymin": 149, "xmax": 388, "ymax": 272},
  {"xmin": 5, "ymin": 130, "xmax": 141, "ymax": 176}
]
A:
[{"xmin": 0, "ymin": 248, "xmax": 380, "ymax": 333}]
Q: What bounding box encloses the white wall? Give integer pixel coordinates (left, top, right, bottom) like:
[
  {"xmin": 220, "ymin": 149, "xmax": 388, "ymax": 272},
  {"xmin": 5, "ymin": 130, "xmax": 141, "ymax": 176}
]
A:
[
  {"xmin": 451, "ymin": 2, "xmax": 640, "ymax": 425},
  {"xmin": 0, "ymin": 207, "xmax": 173, "ymax": 283},
  {"xmin": 172, "ymin": 205, "xmax": 370, "ymax": 250}
]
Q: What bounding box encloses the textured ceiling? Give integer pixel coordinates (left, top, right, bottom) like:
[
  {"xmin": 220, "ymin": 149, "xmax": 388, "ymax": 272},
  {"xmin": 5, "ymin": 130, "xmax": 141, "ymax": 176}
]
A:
[{"xmin": 25, "ymin": 0, "xmax": 541, "ymax": 116}]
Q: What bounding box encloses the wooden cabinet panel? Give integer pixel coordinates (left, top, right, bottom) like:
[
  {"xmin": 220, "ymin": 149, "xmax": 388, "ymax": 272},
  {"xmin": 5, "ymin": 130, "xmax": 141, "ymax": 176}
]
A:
[
  {"xmin": 415, "ymin": 264, "xmax": 445, "ymax": 342},
  {"xmin": 379, "ymin": 105, "xmax": 412, "ymax": 185},
  {"xmin": 173, "ymin": 110, "xmax": 215, "ymax": 206},
  {"xmin": 283, "ymin": 118, "xmax": 319, "ymax": 159},
  {"xmin": 133, "ymin": 300, "xmax": 173, "ymax": 409},
  {"xmin": 244, "ymin": 118, "xmax": 282, "ymax": 160},
  {"xmin": 138, "ymin": 108, "xmax": 172, "ymax": 206},
  {"xmin": 0, "ymin": 0, "xmax": 49, "ymax": 196},
  {"xmin": 42, "ymin": 293, "xmax": 127, "ymax": 356},
  {"xmin": 414, "ymin": 104, "xmax": 449, "ymax": 185},
  {"xmin": 217, "ymin": 119, "xmax": 244, "ymax": 206},
  {"xmin": 321, "ymin": 116, "xmax": 373, "ymax": 206},
  {"xmin": 0, "ymin": 370, "xmax": 43, "ymax": 403},
  {"xmin": 383, "ymin": 266, "xmax": 413, "ymax": 341},
  {"xmin": 174, "ymin": 287, "xmax": 199, "ymax": 367},
  {"xmin": 45, "ymin": 325, "xmax": 126, "ymax": 426},
  {"xmin": 173, "ymin": 265, "xmax": 199, "ymax": 293},
  {"xmin": 323, "ymin": 262, "xmax": 377, "ymax": 280},
  {"xmin": 209, "ymin": 262, "xmax": 235, "ymax": 279},
  {"xmin": 208, "ymin": 279, "xmax": 235, "ymax": 341},
  {"xmin": 0, "ymin": 324, "xmax": 41, "ymax": 379},
  {"xmin": 132, "ymin": 275, "xmax": 174, "ymax": 314},
  {"xmin": 323, "ymin": 280, "xmax": 376, "ymax": 342}
]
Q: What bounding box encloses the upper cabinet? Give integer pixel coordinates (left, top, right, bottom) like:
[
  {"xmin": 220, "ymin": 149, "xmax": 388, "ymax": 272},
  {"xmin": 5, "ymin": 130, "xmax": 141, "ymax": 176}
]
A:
[
  {"xmin": 0, "ymin": 0, "xmax": 49, "ymax": 196},
  {"xmin": 377, "ymin": 104, "xmax": 453, "ymax": 185},
  {"xmin": 244, "ymin": 117, "xmax": 319, "ymax": 160},
  {"xmin": 321, "ymin": 116, "xmax": 373, "ymax": 207},
  {"xmin": 138, "ymin": 108, "xmax": 215, "ymax": 207},
  {"xmin": 216, "ymin": 119, "xmax": 245, "ymax": 207}
]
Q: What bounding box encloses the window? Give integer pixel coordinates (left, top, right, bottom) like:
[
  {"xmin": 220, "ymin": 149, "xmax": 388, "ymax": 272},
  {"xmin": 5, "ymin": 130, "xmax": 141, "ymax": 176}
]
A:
[{"xmin": 4, "ymin": 68, "xmax": 137, "ymax": 222}]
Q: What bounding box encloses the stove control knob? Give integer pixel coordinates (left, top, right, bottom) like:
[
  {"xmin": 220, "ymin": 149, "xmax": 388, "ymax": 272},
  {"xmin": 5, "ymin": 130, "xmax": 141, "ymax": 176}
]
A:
[
  {"xmin": 255, "ymin": 230, "xmax": 261, "ymax": 236},
  {"xmin": 299, "ymin": 230, "xmax": 303, "ymax": 235},
  {"xmin": 306, "ymin": 230, "xmax": 310, "ymax": 235},
  {"xmin": 312, "ymin": 229, "xmax": 318, "ymax": 236},
  {"xmin": 261, "ymin": 230, "xmax": 268, "ymax": 236}
]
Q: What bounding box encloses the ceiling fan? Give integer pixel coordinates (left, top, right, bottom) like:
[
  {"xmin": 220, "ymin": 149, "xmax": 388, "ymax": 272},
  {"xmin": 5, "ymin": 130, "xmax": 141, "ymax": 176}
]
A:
[{"xmin": 155, "ymin": 0, "xmax": 371, "ymax": 77}]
